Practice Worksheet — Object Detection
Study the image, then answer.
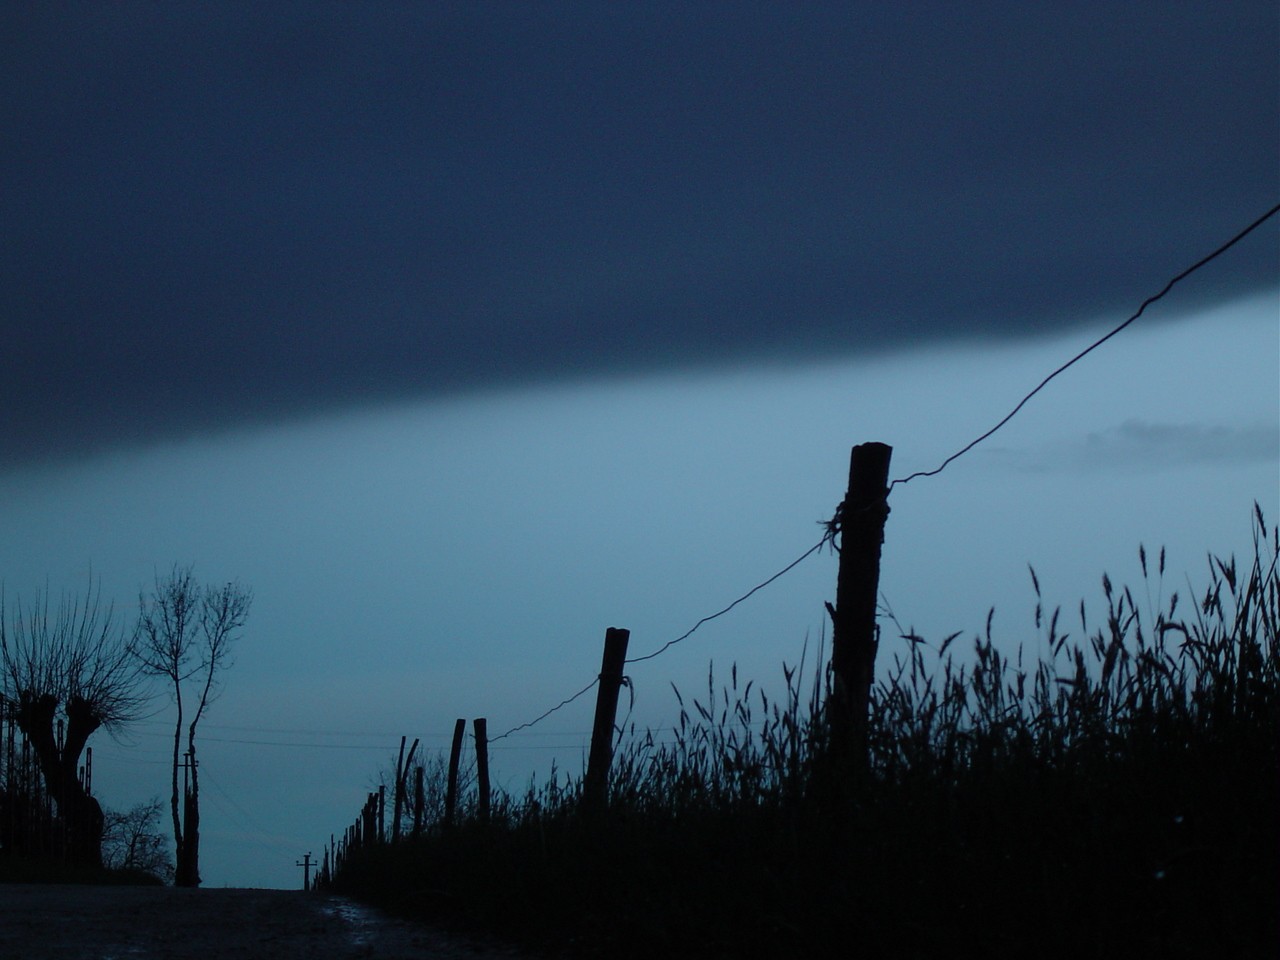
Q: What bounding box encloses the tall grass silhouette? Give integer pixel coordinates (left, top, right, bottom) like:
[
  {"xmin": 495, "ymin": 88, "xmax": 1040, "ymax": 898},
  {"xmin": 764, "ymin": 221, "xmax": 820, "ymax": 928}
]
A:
[{"xmin": 330, "ymin": 506, "xmax": 1278, "ymax": 958}]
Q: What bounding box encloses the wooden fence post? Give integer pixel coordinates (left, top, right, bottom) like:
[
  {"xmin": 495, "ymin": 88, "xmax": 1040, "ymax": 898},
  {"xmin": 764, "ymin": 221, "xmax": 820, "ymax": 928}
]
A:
[
  {"xmin": 391, "ymin": 737, "xmax": 419, "ymax": 843},
  {"xmin": 391, "ymin": 736, "xmax": 406, "ymax": 842},
  {"xmin": 361, "ymin": 792, "xmax": 376, "ymax": 848},
  {"xmin": 584, "ymin": 626, "xmax": 631, "ymax": 811},
  {"xmin": 377, "ymin": 785, "xmax": 386, "ymax": 842},
  {"xmin": 412, "ymin": 765, "xmax": 425, "ymax": 839},
  {"xmin": 473, "ymin": 718, "xmax": 490, "ymax": 822},
  {"xmin": 445, "ymin": 718, "xmax": 465, "ymax": 827},
  {"xmin": 828, "ymin": 442, "xmax": 892, "ymax": 770}
]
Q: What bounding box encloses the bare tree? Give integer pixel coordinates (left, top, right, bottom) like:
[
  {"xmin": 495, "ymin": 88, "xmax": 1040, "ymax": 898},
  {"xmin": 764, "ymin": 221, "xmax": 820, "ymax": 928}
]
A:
[
  {"xmin": 0, "ymin": 579, "xmax": 146, "ymax": 866},
  {"xmin": 137, "ymin": 566, "xmax": 251, "ymax": 887},
  {"xmin": 102, "ymin": 796, "xmax": 174, "ymax": 881}
]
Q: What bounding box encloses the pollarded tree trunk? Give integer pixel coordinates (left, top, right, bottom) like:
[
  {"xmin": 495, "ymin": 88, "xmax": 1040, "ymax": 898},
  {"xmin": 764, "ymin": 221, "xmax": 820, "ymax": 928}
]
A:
[{"xmin": 14, "ymin": 692, "xmax": 105, "ymax": 867}]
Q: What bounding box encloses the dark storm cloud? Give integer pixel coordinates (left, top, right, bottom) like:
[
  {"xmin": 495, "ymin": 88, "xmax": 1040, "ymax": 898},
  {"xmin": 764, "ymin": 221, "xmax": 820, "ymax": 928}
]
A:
[{"xmin": 3, "ymin": 3, "xmax": 1276, "ymax": 467}]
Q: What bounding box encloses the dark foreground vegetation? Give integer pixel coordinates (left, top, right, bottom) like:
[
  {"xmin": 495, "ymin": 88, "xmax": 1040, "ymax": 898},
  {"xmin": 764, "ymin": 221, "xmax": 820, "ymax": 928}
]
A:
[
  {"xmin": 0, "ymin": 858, "xmax": 165, "ymax": 886},
  {"xmin": 1, "ymin": 791, "xmax": 175, "ymax": 886},
  {"xmin": 331, "ymin": 510, "xmax": 1279, "ymax": 958}
]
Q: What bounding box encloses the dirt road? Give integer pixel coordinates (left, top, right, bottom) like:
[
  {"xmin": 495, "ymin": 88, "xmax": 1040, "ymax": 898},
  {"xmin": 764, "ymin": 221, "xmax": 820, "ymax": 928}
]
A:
[{"xmin": 0, "ymin": 884, "xmax": 529, "ymax": 959}]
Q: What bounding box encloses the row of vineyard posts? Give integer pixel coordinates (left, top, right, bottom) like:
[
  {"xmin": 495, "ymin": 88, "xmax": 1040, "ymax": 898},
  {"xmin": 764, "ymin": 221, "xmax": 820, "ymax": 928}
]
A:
[
  {"xmin": 0, "ymin": 694, "xmax": 95, "ymax": 861},
  {"xmin": 309, "ymin": 443, "xmax": 892, "ymax": 891}
]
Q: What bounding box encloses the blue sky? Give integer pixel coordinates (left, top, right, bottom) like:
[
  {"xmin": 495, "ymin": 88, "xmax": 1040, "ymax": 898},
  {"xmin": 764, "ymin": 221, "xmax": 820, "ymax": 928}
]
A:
[{"xmin": 1, "ymin": 4, "xmax": 1276, "ymax": 888}]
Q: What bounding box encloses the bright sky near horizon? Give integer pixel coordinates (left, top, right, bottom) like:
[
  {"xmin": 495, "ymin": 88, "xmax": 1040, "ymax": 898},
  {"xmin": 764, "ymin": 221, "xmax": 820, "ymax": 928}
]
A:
[
  {"xmin": 1, "ymin": 288, "xmax": 1275, "ymax": 889},
  {"xmin": 1, "ymin": 3, "xmax": 1276, "ymax": 889}
]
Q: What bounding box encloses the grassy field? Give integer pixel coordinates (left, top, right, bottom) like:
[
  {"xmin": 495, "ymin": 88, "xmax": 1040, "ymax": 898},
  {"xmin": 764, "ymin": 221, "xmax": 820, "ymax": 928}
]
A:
[{"xmin": 330, "ymin": 509, "xmax": 1278, "ymax": 958}]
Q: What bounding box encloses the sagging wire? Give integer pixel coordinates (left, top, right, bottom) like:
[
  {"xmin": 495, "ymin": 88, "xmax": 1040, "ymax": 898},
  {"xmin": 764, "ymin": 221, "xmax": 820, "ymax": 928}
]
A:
[{"xmin": 889, "ymin": 202, "xmax": 1280, "ymax": 491}]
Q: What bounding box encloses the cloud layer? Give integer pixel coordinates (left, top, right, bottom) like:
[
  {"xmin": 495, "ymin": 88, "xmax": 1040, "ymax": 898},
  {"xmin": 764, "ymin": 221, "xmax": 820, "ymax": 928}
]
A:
[
  {"xmin": 3, "ymin": 3, "xmax": 1277, "ymax": 467},
  {"xmin": 987, "ymin": 419, "xmax": 1280, "ymax": 474}
]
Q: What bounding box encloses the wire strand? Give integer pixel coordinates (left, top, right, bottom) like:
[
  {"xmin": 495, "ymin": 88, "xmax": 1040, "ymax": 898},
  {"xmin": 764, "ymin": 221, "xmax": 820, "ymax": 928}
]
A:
[
  {"xmin": 489, "ymin": 677, "xmax": 600, "ymax": 743},
  {"xmin": 891, "ymin": 202, "xmax": 1280, "ymax": 490},
  {"xmin": 487, "ymin": 535, "xmax": 830, "ymax": 739},
  {"xmin": 626, "ymin": 536, "xmax": 829, "ymax": 664}
]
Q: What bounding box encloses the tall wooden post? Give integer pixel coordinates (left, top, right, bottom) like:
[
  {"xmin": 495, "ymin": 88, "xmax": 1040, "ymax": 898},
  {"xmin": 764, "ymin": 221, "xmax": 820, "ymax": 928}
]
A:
[
  {"xmin": 445, "ymin": 718, "xmax": 465, "ymax": 826},
  {"xmin": 584, "ymin": 627, "xmax": 630, "ymax": 811},
  {"xmin": 473, "ymin": 718, "xmax": 490, "ymax": 822},
  {"xmin": 828, "ymin": 442, "xmax": 892, "ymax": 769}
]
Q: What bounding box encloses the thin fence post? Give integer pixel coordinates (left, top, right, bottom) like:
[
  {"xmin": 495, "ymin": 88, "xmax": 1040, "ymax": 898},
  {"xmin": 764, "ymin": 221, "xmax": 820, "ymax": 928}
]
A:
[
  {"xmin": 584, "ymin": 626, "xmax": 631, "ymax": 811},
  {"xmin": 445, "ymin": 718, "xmax": 465, "ymax": 826},
  {"xmin": 391, "ymin": 737, "xmax": 419, "ymax": 843},
  {"xmin": 360, "ymin": 791, "xmax": 376, "ymax": 846},
  {"xmin": 473, "ymin": 718, "xmax": 490, "ymax": 822},
  {"xmin": 828, "ymin": 442, "xmax": 892, "ymax": 771},
  {"xmin": 391, "ymin": 736, "xmax": 406, "ymax": 843}
]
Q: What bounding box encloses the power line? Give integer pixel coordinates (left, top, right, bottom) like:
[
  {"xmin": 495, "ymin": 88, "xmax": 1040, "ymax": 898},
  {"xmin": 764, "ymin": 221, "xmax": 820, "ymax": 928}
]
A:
[
  {"xmin": 197, "ymin": 736, "xmax": 393, "ymax": 751},
  {"xmin": 891, "ymin": 202, "xmax": 1280, "ymax": 490},
  {"xmin": 124, "ymin": 728, "xmax": 400, "ymax": 751},
  {"xmin": 125, "ymin": 705, "xmax": 595, "ymax": 749},
  {"xmin": 129, "ymin": 717, "xmax": 433, "ymax": 740},
  {"xmin": 90, "ymin": 749, "xmax": 170, "ymax": 766},
  {"xmin": 200, "ymin": 766, "xmax": 300, "ymax": 858}
]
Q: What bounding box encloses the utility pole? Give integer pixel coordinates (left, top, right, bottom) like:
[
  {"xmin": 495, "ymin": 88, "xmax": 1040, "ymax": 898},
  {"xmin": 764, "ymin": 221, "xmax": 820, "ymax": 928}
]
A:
[{"xmin": 296, "ymin": 851, "xmax": 314, "ymax": 890}]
